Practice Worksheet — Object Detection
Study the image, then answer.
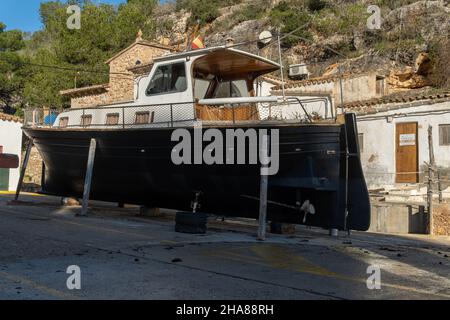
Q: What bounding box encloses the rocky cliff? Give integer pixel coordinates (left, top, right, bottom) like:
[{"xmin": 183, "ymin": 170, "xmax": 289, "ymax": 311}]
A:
[{"xmin": 155, "ymin": 0, "xmax": 450, "ymax": 90}]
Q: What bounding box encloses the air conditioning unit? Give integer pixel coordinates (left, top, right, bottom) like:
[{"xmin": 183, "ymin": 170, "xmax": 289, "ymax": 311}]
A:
[{"xmin": 289, "ymin": 64, "xmax": 309, "ymax": 80}]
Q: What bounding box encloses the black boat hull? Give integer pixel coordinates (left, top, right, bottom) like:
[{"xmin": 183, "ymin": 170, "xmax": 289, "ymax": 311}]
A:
[{"xmin": 23, "ymin": 114, "xmax": 370, "ymax": 231}]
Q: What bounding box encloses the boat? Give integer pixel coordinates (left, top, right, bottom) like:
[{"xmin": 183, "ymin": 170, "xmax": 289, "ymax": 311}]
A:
[{"xmin": 22, "ymin": 46, "xmax": 370, "ymax": 231}]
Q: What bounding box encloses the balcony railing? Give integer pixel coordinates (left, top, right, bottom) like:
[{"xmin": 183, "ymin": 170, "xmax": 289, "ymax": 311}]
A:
[{"xmin": 23, "ymin": 97, "xmax": 330, "ymax": 129}]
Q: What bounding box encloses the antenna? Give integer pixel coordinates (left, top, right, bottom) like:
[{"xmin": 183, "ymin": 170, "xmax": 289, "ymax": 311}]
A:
[{"xmin": 277, "ymin": 29, "xmax": 286, "ymax": 100}]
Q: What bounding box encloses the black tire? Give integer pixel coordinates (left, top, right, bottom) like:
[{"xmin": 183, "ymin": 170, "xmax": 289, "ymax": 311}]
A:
[
  {"xmin": 176, "ymin": 212, "xmax": 207, "ymax": 226},
  {"xmin": 175, "ymin": 224, "xmax": 207, "ymax": 234},
  {"xmin": 175, "ymin": 212, "xmax": 207, "ymax": 234}
]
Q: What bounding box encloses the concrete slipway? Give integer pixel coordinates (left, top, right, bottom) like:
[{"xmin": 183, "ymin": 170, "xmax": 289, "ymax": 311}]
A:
[{"xmin": 0, "ymin": 192, "xmax": 449, "ymax": 300}]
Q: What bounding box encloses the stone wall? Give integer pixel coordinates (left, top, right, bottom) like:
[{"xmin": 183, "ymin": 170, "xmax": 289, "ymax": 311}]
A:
[
  {"xmin": 69, "ymin": 42, "xmax": 171, "ymax": 109},
  {"xmin": 22, "ymin": 147, "xmax": 43, "ymax": 189},
  {"xmin": 71, "ymin": 91, "xmax": 110, "ymax": 109},
  {"xmin": 107, "ymin": 44, "xmax": 170, "ymax": 104},
  {"xmin": 434, "ymin": 203, "xmax": 450, "ymax": 236}
]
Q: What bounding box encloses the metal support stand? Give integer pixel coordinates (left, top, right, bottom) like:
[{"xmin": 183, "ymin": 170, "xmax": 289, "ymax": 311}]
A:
[
  {"xmin": 329, "ymin": 228, "xmax": 339, "ymax": 237},
  {"xmin": 427, "ymin": 126, "xmax": 435, "ymax": 235},
  {"xmin": 79, "ymin": 139, "xmax": 96, "ymax": 217},
  {"xmin": 257, "ymin": 135, "xmax": 270, "ymax": 241},
  {"xmin": 15, "ymin": 139, "xmax": 33, "ymax": 201}
]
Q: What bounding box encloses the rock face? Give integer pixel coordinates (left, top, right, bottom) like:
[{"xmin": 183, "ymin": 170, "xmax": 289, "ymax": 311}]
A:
[
  {"xmin": 387, "ymin": 52, "xmax": 432, "ymax": 90},
  {"xmin": 414, "ymin": 52, "xmax": 431, "ymax": 75},
  {"xmin": 387, "ymin": 67, "xmax": 429, "ymax": 90}
]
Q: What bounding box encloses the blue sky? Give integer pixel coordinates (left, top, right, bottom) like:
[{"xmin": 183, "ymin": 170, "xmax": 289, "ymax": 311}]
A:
[{"xmin": 0, "ymin": 0, "xmax": 126, "ymax": 32}]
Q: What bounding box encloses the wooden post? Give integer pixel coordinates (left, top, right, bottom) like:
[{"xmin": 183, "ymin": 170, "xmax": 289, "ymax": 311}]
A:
[
  {"xmin": 427, "ymin": 125, "xmax": 435, "ymax": 235},
  {"xmin": 437, "ymin": 171, "xmax": 443, "ymax": 203},
  {"xmin": 257, "ymin": 135, "xmax": 269, "ymax": 241},
  {"xmin": 15, "ymin": 139, "xmax": 33, "ymax": 201},
  {"xmin": 79, "ymin": 138, "xmax": 96, "ymax": 217}
]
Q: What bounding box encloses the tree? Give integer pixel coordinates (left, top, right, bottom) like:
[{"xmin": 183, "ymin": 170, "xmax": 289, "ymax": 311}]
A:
[
  {"xmin": 20, "ymin": 0, "xmax": 158, "ymax": 110},
  {"xmin": 0, "ymin": 23, "xmax": 26, "ymax": 114}
]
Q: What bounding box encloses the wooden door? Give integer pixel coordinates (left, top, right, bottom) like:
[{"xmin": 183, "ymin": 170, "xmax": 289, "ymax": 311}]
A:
[
  {"xmin": 0, "ymin": 169, "xmax": 9, "ymax": 191},
  {"xmin": 396, "ymin": 122, "xmax": 418, "ymax": 183}
]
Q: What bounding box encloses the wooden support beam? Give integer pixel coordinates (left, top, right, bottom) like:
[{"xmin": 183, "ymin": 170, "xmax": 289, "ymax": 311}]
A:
[
  {"xmin": 15, "ymin": 139, "xmax": 33, "ymax": 201},
  {"xmin": 79, "ymin": 138, "xmax": 97, "ymax": 217}
]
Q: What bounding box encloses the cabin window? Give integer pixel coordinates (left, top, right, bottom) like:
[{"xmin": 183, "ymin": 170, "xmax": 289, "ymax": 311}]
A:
[
  {"xmin": 106, "ymin": 113, "xmax": 120, "ymax": 125},
  {"xmin": 358, "ymin": 133, "xmax": 364, "ymax": 152},
  {"xmin": 135, "ymin": 111, "xmax": 155, "ymax": 125},
  {"xmin": 376, "ymin": 76, "xmax": 385, "ymax": 96},
  {"xmin": 59, "ymin": 117, "xmax": 69, "ymax": 128},
  {"xmin": 439, "ymin": 124, "xmax": 450, "ymax": 146},
  {"xmin": 146, "ymin": 62, "xmax": 187, "ymax": 96},
  {"xmin": 80, "ymin": 115, "xmax": 92, "ymax": 127},
  {"xmin": 213, "ymin": 80, "xmax": 249, "ymax": 98}
]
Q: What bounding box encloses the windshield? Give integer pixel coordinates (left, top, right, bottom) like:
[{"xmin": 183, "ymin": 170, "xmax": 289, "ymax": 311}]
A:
[
  {"xmin": 194, "ymin": 78, "xmax": 211, "ymax": 100},
  {"xmin": 212, "ymin": 80, "xmax": 249, "ymax": 99},
  {"xmin": 146, "ymin": 62, "xmax": 187, "ymax": 95}
]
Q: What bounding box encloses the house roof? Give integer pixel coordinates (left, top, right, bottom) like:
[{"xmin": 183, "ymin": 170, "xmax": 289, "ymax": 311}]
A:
[
  {"xmin": 345, "ymin": 90, "xmax": 450, "ymax": 115},
  {"xmin": 128, "ymin": 62, "xmax": 154, "ymax": 75},
  {"xmin": 260, "ymin": 74, "xmax": 285, "ymax": 86},
  {"xmin": 60, "ymin": 84, "xmax": 109, "ymax": 98},
  {"xmin": 105, "ymin": 40, "xmax": 174, "ymax": 64},
  {"xmin": 0, "ymin": 112, "xmax": 22, "ymax": 123},
  {"xmin": 272, "ymin": 72, "xmax": 373, "ymax": 91}
]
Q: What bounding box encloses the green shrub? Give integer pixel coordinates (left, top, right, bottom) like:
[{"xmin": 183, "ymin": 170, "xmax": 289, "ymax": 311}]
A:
[
  {"xmin": 176, "ymin": 0, "xmax": 220, "ymax": 26},
  {"xmin": 176, "ymin": 0, "xmax": 242, "ymax": 26},
  {"xmin": 307, "ymin": 0, "xmax": 328, "ymax": 12},
  {"xmin": 269, "ymin": 1, "xmax": 313, "ymax": 47}
]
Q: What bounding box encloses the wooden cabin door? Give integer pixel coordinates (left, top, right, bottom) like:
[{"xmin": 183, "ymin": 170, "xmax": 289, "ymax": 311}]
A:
[{"xmin": 395, "ymin": 122, "xmax": 419, "ymax": 183}]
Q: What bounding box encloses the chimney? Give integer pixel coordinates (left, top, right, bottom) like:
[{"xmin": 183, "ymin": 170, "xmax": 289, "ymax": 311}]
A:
[{"xmin": 136, "ymin": 29, "xmax": 143, "ymax": 43}]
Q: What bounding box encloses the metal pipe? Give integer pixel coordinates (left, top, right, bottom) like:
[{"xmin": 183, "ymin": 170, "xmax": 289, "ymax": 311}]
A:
[
  {"xmin": 257, "ymin": 135, "xmax": 270, "ymax": 241},
  {"xmin": 198, "ymin": 97, "xmax": 278, "ymax": 105},
  {"xmin": 79, "ymin": 138, "xmax": 97, "ymax": 217},
  {"xmin": 277, "ymin": 32, "xmax": 286, "ymax": 100}
]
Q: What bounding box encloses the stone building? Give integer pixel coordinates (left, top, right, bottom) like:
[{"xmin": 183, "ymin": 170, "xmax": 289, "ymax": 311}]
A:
[
  {"xmin": 61, "ymin": 32, "xmax": 174, "ymax": 109},
  {"xmin": 270, "ymin": 72, "xmax": 388, "ymax": 107},
  {"xmin": 348, "ymin": 91, "xmax": 450, "ymax": 188}
]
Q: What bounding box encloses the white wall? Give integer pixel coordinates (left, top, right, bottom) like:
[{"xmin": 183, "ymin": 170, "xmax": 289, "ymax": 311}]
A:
[
  {"xmin": 357, "ymin": 100, "xmax": 450, "ymax": 188},
  {"xmin": 0, "ymin": 119, "xmax": 23, "ymax": 191}
]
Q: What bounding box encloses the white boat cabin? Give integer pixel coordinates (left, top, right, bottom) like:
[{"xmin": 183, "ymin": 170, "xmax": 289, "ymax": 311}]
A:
[{"xmin": 29, "ymin": 47, "xmax": 332, "ymax": 129}]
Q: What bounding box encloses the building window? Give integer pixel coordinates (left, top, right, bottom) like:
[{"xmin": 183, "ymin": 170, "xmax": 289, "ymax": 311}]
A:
[
  {"xmin": 439, "ymin": 124, "xmax": 450, "ymax": 146},
  {"xmin": 358, "ymin": 133, "xmax": 364, "ymax": 152},
  {"xmin": 80, "ymin": 115, "xmax": 92, "ymax": 127},
  {"xmin": 59, "ymin": 117, "xmax": 69, "ymax": 128},
  {"xmin": 146, "ymin": 62, "xmax": 187, "ymax": 96},
  {"xmin": 135, "ymin": 111, "xmax": 155, "ymax": 125},
  {"xmin": 106, "ymin": 113, "xmax": 120, "ymax": 125},
  {"xmin": 376, "ymin": 76, "xmax": 385, "ymax": 96}
]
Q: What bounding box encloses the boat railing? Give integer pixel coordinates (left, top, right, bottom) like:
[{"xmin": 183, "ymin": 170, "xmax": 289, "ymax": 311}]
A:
[{"xmin": 23, "ymin": 97, "xmax": 330, "ymax": 129}]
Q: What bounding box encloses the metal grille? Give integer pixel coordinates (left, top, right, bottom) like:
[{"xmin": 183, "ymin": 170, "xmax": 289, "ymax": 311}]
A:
[{"xmin": 24, "ymin": 102, "xmax": 197, "ymax": 129}]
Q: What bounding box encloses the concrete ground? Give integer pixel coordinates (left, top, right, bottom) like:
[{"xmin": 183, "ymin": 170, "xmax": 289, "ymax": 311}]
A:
[{"xmin": 0, "ymin": 192, "xmax": 449, "ymax": 300}]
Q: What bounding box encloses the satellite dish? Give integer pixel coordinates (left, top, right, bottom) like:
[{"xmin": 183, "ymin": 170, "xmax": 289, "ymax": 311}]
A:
[{"xmin": 259, "ymin": 31, "xmax": 273, "ymax": 45}]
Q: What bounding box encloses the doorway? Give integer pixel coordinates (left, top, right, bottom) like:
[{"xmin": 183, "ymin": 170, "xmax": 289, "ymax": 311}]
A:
[{"xmin": 395, "ymin": 122, "xmax": 419, "ymax": 183}]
